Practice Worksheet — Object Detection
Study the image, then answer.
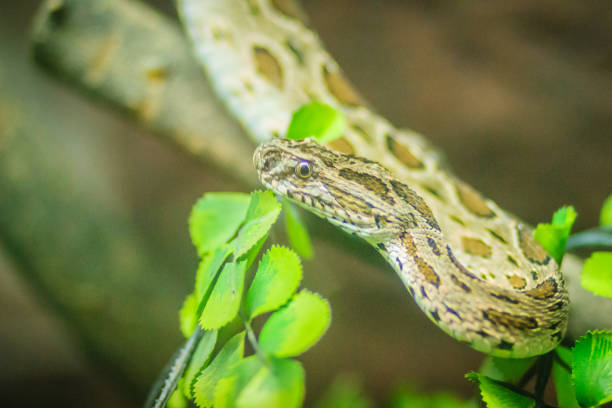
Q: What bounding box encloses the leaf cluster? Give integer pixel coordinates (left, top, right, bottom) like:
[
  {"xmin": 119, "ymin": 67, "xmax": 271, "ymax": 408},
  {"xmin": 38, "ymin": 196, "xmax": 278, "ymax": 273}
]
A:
[
  {"xmin": 463, "ymin": 197, "xmax": 612, "ymax": 408},
  {"xmin": 467, "ymin": 331, "xmax": 612, "ymax": 408},
  {"xmin": 171, "ymin": 191, "xmax": 330, "ymax": 407}
]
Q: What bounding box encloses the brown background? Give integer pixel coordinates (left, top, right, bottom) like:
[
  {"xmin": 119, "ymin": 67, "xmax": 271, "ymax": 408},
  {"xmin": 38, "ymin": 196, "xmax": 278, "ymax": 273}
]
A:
[{"xmin": 0, "ymin": 0, "xmax": 610, "ymax": 406}]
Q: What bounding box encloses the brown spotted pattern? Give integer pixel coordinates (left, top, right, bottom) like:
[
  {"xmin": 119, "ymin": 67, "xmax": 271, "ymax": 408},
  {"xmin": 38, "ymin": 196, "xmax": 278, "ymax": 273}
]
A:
[
  {"xmin": 483, "ymin": 309, "xmax": 538, "ymax": 331},
  {"xmin": 454, "ymin": 179, "xmax": 496, "ymax": 218},
  {"xmin": 517, "ymin": 225, "xmax": 551, "ymax": 265},
  {"xmin": 507, "ymin": 274, "xmax": 527, "ymax": 290},
  {"xmin": 386, "ymin": 134, "xmax": 424, "ymax": 169},
  {"xmin": 524, "ymin": 278, "xmax": 558, "ymax": 300},
  {"xmin": 416, "ymin": 256, "xmax": 440, "ymax": 287},
  {"xmin": 270, "ymin": 0, "xmax": 309, "ymax": 22},
  {"xmin": 326, "ymin": 137, "xmax": 355, "ymax": 154},
  {"xmin": 253, "ymin": 46, "xmax": 283, "ymax": 88},
  {"xmin": 323, "ymin": 66, "xmax": 363, "ymax": 107},
  {"xmin": 338, "ymin": 168, "xmax": 390, "ymax": 200},
  {"xmin": 390, "ymin": 180, "xmax": 440, "ymax": 231},
  {"xmin": 461, "ymin": 236, "xmax": 492, "ymax": 258},
  {"xmin": 450, "ymin": 274, "xmax": 472, "ymax": 293}
]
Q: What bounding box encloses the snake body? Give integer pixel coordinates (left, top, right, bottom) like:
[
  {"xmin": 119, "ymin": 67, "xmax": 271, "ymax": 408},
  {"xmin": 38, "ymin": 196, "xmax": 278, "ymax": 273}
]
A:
[{"xmin": 179, "ymin": 0, "xmax": 569, "ymax": 357}]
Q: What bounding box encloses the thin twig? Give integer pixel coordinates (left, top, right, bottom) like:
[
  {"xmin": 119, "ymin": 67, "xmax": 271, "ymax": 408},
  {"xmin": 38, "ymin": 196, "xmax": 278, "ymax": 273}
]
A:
[
  {"xmin": 566, "ymin": 227, "xmax": 612, "ymax": 252},
  {"xmin": 534, "ymin": 353, "xmax": 554, "ymax": 408},
  {"xmin": 242, "ymin": 314, "xmax": 271, "ymax": 367},
  {"xmin": 553, "ymin": 352, "xmax": 572, "ymax": 373}
]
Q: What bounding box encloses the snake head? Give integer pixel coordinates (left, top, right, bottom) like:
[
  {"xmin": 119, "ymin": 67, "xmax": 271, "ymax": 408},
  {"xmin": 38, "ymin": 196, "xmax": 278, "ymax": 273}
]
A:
[{"xmin": 254, "ymin": 137, "xmax": 405, "ymax": 239}]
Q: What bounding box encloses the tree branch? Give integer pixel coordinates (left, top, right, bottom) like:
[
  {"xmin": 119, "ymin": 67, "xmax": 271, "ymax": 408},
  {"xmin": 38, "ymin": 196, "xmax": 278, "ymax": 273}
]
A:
[{"xmin": 31, "ymin": 0, "xmax": 257, "ymax": 185}]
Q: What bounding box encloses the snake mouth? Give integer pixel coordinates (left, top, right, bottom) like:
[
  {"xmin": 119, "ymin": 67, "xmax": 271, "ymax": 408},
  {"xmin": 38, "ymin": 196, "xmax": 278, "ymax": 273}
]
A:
[
  {"xmin": 253, "ymin": 144, "xmax": 266, "ymax": 172},
  {"xmin": 253, "ymin": 143, "xmax": 286, "ymax": 194}
]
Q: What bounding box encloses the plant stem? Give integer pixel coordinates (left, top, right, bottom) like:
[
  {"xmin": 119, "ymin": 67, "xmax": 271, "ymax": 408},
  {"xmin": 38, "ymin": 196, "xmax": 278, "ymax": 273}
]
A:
[
  {"xmin": 242, "ymin": 315, "xmax": 271, "ymax": 367},
  {"xmin": 534, "ymin": 353, "xmax": 554, "ymax": 408},
  {"xmin": 566, "ymin": 227, "xmax": 612, "ymax": 251},
  {"xmin": 553, "ymin": 352, "xmax": 572, "ymax": 373},
  {"xmin": 517, "ymin": 361, "xmax": 538, "ymax": 388}
]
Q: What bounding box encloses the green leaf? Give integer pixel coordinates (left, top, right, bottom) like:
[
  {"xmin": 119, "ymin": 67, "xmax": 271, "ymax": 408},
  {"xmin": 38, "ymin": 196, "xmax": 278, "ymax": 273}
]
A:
[
  {"xmin": 572, "ymin": 331, "xmax": 612, "ymax": 407},
  {"xmin": 189, "ymin": 193, "xmax": 250, "ymax": 256},
  {"xmin": 601, "ymin": 194, "xmax": 612, "ymax": 227},
  {"xmin": 193, "ymin": 331, "xmax": 246, "ymax": 408},
  {"xmin": 479, "ymin": 356, "xmax": 536, "ymax": 383},
  {"xmin": 179, "ymin": 293, "xmax": 199, "ymax": 338},
  {"xmin": 581, "ymin": 252, "xmax": 612, "ymax": 297},
  {"xmin": 232, "ymin": 191, "xmax": 281, "ymax": 258},
  {"xmin": 167, "ymin": 385, "xmax": 189, "ymax": 408},
  {"xmin": 235, "ymin": 358, "xmax": 305, "ymax": 408},
  {"xmin": 259, "ymin": 290, "xmax": 331, "ymax": 358},
  {"xmin": 556, "ymin": 345, "xmax": 572, "ymax": 366},
  {"xmin": 286, "ymin": 102, "xmax": 345, "ymax": 143},
  {"xmin": 534, "ymin": 205, "xmax": 577, "ymax": 264},
  {"xmin": 466, "ymin": 372, "xmax": 535, "ymax": 408},
  {"xmin": 199, "ymin": 260, "xmax": 247, "ymax": 330},
  {"xmin": 390, "ymin": 385, "xmax": 469, "ymax": 408},
  {"xmin": 214, "ymin": 356, "xmax": 263, "ymax": 408},
  {"xmin": 241, "ymin": 234, "xmax": 269, "ymax": 271},
  {"xmin": 195, "ymin": 246, "xmax": 231, "ymax": 298},
  {"xmin": 283, "ymin": 199, "xmax": 313, "ymax": 259},
  {"xmin": 245, "ymin": 246, "xmax": 302, "ymax": 320},
  {"xmin": 182, "ymin": 330, "xmax": 218, "ymax": 399},
  {"xmin": 553, "ymin": 347, "xmax": 580, "ymax": 408},
  {"xmin": 145, "ymin": 329, "xmax": 204, "ymax": 408},
  {"xmin": 315, "ymin": 374, "xmax": 373, "ymax": 408}
]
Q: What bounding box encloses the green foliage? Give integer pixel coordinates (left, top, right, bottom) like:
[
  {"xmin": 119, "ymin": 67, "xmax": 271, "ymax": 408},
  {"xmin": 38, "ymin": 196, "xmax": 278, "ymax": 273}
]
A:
[
  {"xmin": 168, "ymin": 387, "xmax": 189, "ymax": 408},
  {"xmin": 214, "ymin": 356, "xmax": 305, "ymax": 408},
  {"xmin": 245, "ymin": 246, "xmax": 302, "ymax": 320},
  {"xmin": 600, "ymin": 194, "xmax": 612, "ymax": 227},
  {"xmin": 534, "ymin": 205, "xmax": 577, "ymax": 264},
  {"xmin": 189, "ymin": 193, "xmax": 250, "ymax": 257},
  {"xmin": 467, "ymin": 331, "xmax": 612, "ymax": 407},
  {"xmin": 283, "ymin": 198, "xmax": 313, "ymax": 259},
  {"xmin": 259, "ymin": 290, "xmax": 331, "ymax": 358},
  {"xmin": 479, "ymin": 356, "xmax": 536, "ymax": 383},
  {"xmin": 213, "ymin": 356, "xmax": 263, "ymax": 408},
  {"xmin": 286, "ymin": 102, "xmax": 345, "ymax": 143},
  {"xmin": 572, "ymin": 331, "xmax": 612, "ymax": 407},
  {"xmin": 179, "ymin": 293, "xmax": 199, "ymax": 337},
  {"xmin": 195, "ymin": 247, "xmax": 232, "ymax": 298},
  {"xmin": 457, "ymin": 204, "xmax": 609, "ymax": 407},
  {"xmin": 194, "ymin": 331, "xmax": 246, "ymax": 408},
  {"xmin": 390, "ymin": 385, "xmax": 470, "ymax": 408},
  {"xmin": 169, "ymin": 190, "xmax": 330, "ymax": 407},
  {"xmin": 466, "ymin": 373, "xmax": 535, "ymax": 408},
  {"xmin": 231, "ymin": 190, "xmax": 282, "ymax": 258},
  {"xmin": 581, "ymin": 252, "xmax": 612, "ymax": 297},
  {"xmin": 553, "ymin": 347, "xmax": 580, "ymax": 408},
  {"xmin": 315, "ymin": 374, "xmax": 373, "ymax": 408},
  {"xmin": 183, "ymin": 330, "xmax": 218, "ymax": 399},
  {"xmin": 199, "ymin": 260, "xmax": 247, "ymax": 330}
]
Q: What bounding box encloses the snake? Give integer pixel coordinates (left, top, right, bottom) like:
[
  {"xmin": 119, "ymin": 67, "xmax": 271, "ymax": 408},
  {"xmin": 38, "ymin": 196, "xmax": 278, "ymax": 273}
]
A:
[{"xmin": 178, "ymin": 0, "xmax": 569, "ymax": 358}]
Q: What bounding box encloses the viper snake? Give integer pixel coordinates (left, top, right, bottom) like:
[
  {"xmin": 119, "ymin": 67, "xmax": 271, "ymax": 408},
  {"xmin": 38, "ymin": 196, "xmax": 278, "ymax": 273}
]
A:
[{"xmin": 179, "ymin": 0, "xmax": 569, "ymax": 358}]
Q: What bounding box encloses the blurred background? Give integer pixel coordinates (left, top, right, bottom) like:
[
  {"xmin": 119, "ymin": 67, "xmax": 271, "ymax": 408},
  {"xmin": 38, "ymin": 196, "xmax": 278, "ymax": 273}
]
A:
[{"xmin": 0, "ymin": 0, "xmax": 610, "ymax": 406}]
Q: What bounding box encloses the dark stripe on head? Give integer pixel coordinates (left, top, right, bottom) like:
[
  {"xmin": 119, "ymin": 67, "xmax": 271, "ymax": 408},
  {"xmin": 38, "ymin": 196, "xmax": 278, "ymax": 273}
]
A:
[
  {"xmin": 482, "ymin": 309, "xmax": 538, "ymax": 330},
  {"xmin": 338, "ymin": 168, "xmax": 395, "ymax": 205}
]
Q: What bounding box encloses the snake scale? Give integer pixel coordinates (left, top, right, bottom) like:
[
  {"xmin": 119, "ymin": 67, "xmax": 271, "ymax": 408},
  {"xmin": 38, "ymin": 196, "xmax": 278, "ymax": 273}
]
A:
[{"xmin": 179, "ymin": 0, "xmax": 569, "ymax": 358}]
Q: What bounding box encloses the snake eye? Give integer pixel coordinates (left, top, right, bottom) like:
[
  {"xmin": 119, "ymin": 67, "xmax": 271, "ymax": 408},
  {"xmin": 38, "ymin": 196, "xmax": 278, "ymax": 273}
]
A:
[{"xmin": 295, "ymin": 161, "xmax": 312, "ymax": 179}]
